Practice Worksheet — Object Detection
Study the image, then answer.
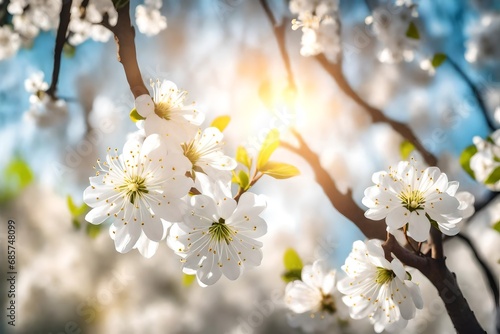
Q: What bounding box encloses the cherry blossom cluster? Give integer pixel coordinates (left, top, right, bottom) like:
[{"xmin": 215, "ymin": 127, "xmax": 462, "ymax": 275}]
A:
[
  {"xmin": 84, "ymin": 79, "xmax": 268, "ymax": 286},
  {"xmin": 283, "ymin": 241, "xmax": 423, "ymax": 333},
  {"xmin": 289, "ymin": 0, "xmax": 342, "ymax": 62},
  {"xmin": 0, "ymin": 0, "xmax": 167, "ymax": 61},
  {"xmin": 365, "ymin": 0, "xmax": 419, "ymax": 63},
  {"xmin": 23, "ymin": 71, "xmax": 68, "ymax": 127}
]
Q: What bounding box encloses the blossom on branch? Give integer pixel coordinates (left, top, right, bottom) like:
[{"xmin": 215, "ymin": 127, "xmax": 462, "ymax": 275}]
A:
[
  {"xmin": 168, "ymin": 191, "xmax": 267, "ymax": 286},
  {"xmin": 470, "ymin": 130, "xmax": 500, "ymax": 191},
  {"xmin": 135, "ymin": 79, "xmax": 205, "ymax": 144},
  {"xmin": 135, "ymin": 0, "xmax": 167, "ymax": 37},
  {"xmin": 290, "ymin": 0, "xmax": 342, "ymax": 62},
  {"xmin": 84, "ymin": 134, "xmax": 193, "ymax": 255},
  {"xmin": 337, "ymin": 240, "xmax": 423, "ymax": 333},
  {"xmin": 362, "ymin": 160, "xmax": 473, "ymax": 242},
  {"xmin": 365, "ymin": 0, "xmax": 419, "ymax": 63},
  {"xmin": 285, "ymin": 260, "xmax": 346, "ymax": 332}
]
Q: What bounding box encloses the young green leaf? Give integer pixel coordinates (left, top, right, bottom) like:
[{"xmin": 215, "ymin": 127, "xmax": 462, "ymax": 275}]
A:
[
  {"xmin": 431, "ymin": 53, "xmax": 447, "ymax": 68},
  {"xmin": 67, "ymin": 195, "xmax": 89, "ymax": 217},
  {"xmin": 281, "ymin": 248, "xmax": 303, "ymax": 283},
  {"xmin": 112, "ymin": 0, "xmax": 129, "ymax": 9},
  {"xmin": 484, "ymin": 166, "xmax": 500, "ymax": 185},
  {"xmin": 63, "ymin": 43, "xmax": 76, "ymax": 58},
  {"xmin": 260, "ymin": 161, "xmax": 300, "ymax": 179},
  {"xmin": 283, "ymin": 248, "xmax": 303, "ymax": 271},
  {"xmin": 459, "ymin": 144, "xmax": 478, "ymax": 179},
  {"xmin": 400, "ymin": 140, "xmax": 415, "ymax": 160},
  {"xmin": 257, "ymin": 129, "xmax": 280, "ymax": 171},
  {"xmin": 5, "ymin": 157, "xmax": 34, "ymax": 189},
  {"xmin": 210, "ymin": 115, "xmax": 231, "ymax": 132},
  {"xmin": 236, "ymin": 146, "xmax": 252, "ymax": 170},
  {"xmin": 182, "ymin": 273, "xmax": 196, "ymax": 286},
  {"xmin": 406, "ymin": 22, "xmax": 420, "ymax": 40},
  {"xmin": 86, "ymin": 223, "xmax": 101, "ymax": 238},
  {"xmin": 130, "ymin": 108, "xmax": 145, "ymax": 123},
  {"xmin": 238, "ymin": 170, "xmax": 250, "ymax": 190}
]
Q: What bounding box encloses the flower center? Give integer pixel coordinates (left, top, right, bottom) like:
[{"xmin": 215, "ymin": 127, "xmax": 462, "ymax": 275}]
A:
[
  {"xmin": 119, "ymin": 175, "xmax": 148, "ymax": 204},
  {"xmin": 320, "ymin": 293, "xmax": 337, "ymax": 314},
  {"xmin": 375, "ymin": 267, "xmax": 395, "ymax": 285},
  {"xmin": 209, "ymin": 218, "xmax": 233, "ymax": 245},
  {"xmin": 181, "ymin": 140, "xmax": 200, "ymax": 166},
  {"xmin": 154, "ymin": 101, "xmax": 172, "ymax": 120},
  {"xmin": 399, "ymin": 189, "xmax": 425, "ymax": 212}
]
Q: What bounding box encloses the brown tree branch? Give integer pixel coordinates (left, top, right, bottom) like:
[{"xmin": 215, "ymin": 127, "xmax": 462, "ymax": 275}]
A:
[
  {"xmin": 383, "ymin": 234, "xmax": 485, "ymax": 334},
  {"xmin": 281, "ymin": 129, "xmax": 386, "ymax": 240},
  {"xmin": 259, "ymin": 0, "xmax": 297, "ymax": 93},
  {"xmin": 315, "ymin": 54, "xmax": 437, "ymax": 166},
  {"xmin": 101, "ymin": 2, "xmax": 149, "ymax": 99},
  {"xmin": 46, "ymin": 0, "xmax": 73, "ymax": 100}
]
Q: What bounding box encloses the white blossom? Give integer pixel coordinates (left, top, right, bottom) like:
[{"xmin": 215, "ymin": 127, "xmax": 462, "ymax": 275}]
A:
[
  {"xmin": 0, "ymin": 26, "xmax": 21, "ymax": 61},
  {"xmin": 362, "ymin": 160, "xmax": 472, "ymax": 242},
  {"xmin": 168, "ymin": 191, "xmax": 267, "ymax": 286},
  {"xmin": 465, "ymin": 13, "xmax": 500, "ymax": 64},
  {"xmin": 365, "ymin": 0, "xmax": 419, "ymax": 63},
  {"xmin": 337, "ymin": 240, "xmax": 423, "ymax": 333},
  {"xmin": 24, "ymin": 95, "xmax": 68, "ymax": 128},
  {"xmin": 285, "ymin": 260, "xmax": 346, "ymax": 332},
  {"xmin": 470, "ymin": 130, "xmax": 500, "ymax": 191},
  {"xmin": 290, "ymin": 0, "xmax": 341, "ymax": 62},
  {"xmin": 135, "ymin": 79, "xmax": 205, "ymax": 144},
  {"xmin": 84, "ymin": 134, "xmax": 194, "ymax": 255},
  {"xmin": 135, "ymin": 0, "xmax": 167, "ymax": 37}
]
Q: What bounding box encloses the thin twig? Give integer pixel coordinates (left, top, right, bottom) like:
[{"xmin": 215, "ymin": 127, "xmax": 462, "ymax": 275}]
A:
[
  {"xmin": 447, "ymin": 57, "xmax": 496, "ymax": 131},
  {"xmin": 100, "ymin": 2, "xmax": 149, "ymax": 99},
  {"xmin": 259, "ymin": 0, "xmax": 297, "ymax": 93},
  {"xmin": 281, "ymin": 129, "xmax": 387, "ymax": 240},
  {"xmin": 46, "ymin": 0, "xmax": 73, "ymax": 100},
  {"xmin": 454, "ymin": 233, "xmax": 499, "ymax": 306},
  {"xmin": 315, "ymin": 54, "xmax": 438, "ymax": 166}
]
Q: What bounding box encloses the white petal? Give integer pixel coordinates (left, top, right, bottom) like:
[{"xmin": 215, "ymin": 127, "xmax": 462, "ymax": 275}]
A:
[
  {"xmin": 385, "ymin": 206, "xmax": 409, "ymax": 230},
  {"xmin": 407, "ymin": 212, "xmax": 430, "ymax": 242},
  {"xmin": 135, "ymin": 94, "xmax": 154, "ymax": 117}
]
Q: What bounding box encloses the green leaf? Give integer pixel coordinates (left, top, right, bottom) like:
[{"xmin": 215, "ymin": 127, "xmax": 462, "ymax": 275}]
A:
[
  {"xmin": 459, "ymin": 144, "xmax": 478, "ymax": 179},
  {"xmin": 400, "ymin": 140, "xmax": 415, "ymax": 160},
  {"xmin": 5, "ymin": 157, "xmax": 34, "ymax": 189},
  {"xmin": 182, "ymin": 274, "xmax": 196, "ymax": 286},
  {"xmin": 67, "ymin": 195, "xmax": 88, "ymax": 217},
  {"xmin": 484, "ymin": 166, "xmax": 500, "ymax": 185},
  {"xmin": 281, "ymin": 248, "xmax": 303, "ymax": 283},
  {"xmin": 63, "ymin": 43, "xmax": 76, "ymax": 58},
  {"xmin": 260, "ymin": 161, "xmax": 300, "ymax": 179},
  {"xmin": 281, "ymin": 269, "xmax": 302, "ymax": 283},
  {"xmin": 236, "ymin": 146, "xmax": 252, "ymax": 170},
  {"xmin": 130, "ymin": 108, "xmax": 145, "ymax": 123},
  {"xmin": 257, "ymin": 129, "xmax": 280, "ymax": 171},
  {"xmin": 231, "ymin": 170, "xmax": 240, "ymax": 184},
  {"xmin": 493, "ymin": 221, "xmax": 500, "ymax": 233},
  {"xmin": 406, "ymin": 22, "xmax": 420, "ymax": 40},
  {"xmin": 210, "ymin": 115, "xmax": 231, "ymax": 132},
  {"xmin": 86, "ymin": 223, "xmax": 101, "ymax": 238},
  {"xmin": 238, "ymin": 170, "xmax": 250, "ymax": 190},
  {"xmin": 72, "ymin": 218, "xmax": 81, "ymax": 229},
  {"xmin": 431, "ymin": 53, "xmax": 447, "ymax": 68},
  {"xmin": 283, "ymin": 248, "xmax": 303, "ymax": 271}
]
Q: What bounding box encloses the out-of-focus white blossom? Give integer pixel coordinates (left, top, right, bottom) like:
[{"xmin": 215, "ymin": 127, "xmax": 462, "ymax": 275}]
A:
[
  {"xmin": 465, "ymin": 13, "xmax": 500, "ymax": 64},
  {"xmin": 135, "ymin": 0, "xmax": 167, "ymax": 37},
  {"xmin": 470, "ymin": 130, "xmax": 500, "ymax": 191},
  {"xmin": 68, "ymin": 0, "xmax": 116, "ymax": 45},
  {"xmin": 290, "ymin": 0, "xmax": 341, "ymax": 62},
  {"xmin": 24, "ymin": 95, "xmax": 68, "ymax": 127},
  {"xmin": 365, "ymin": 0, "xmax": 419, "ymax": 63},
  {"xmin": 0, "ymin": 25, "xmax": 21, "ymax": 61},
  {"xmin": 285, "ymin": 260, "xmax": 346, "ymax": 332}
]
